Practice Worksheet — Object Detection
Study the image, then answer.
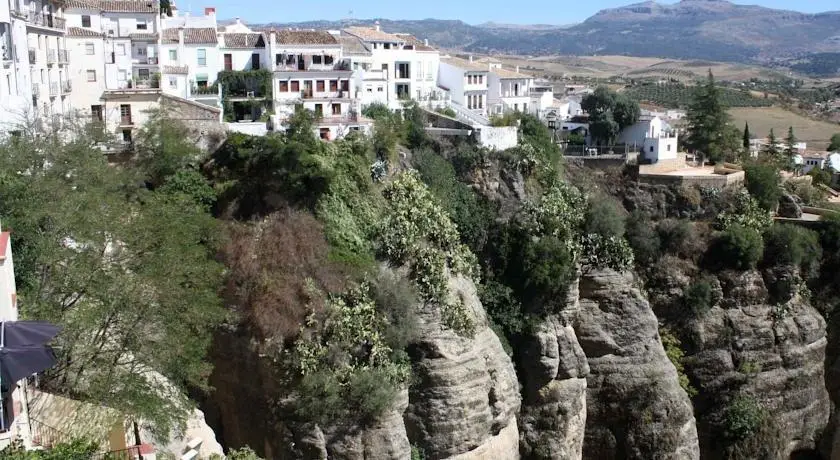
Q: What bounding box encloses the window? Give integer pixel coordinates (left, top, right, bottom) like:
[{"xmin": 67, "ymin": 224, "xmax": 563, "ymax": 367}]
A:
[
  {"xmin": 467, "ymin": 75, "xmax": 472, "ymax": 84},
  {"xmin": 118, "ymin": 70, "xmax": 127, "ymax": 81},
  {"xmin": 290, "ymin": 80, "xmax": 300, "ymax": 92},
  {"xmin": 384, "ymin": 43, "xmax": 391, "ymax": 50},
  {"xmin": 650, "ymin": 146, "xmax": 654, "ymax": 153},
  {"xmin": 116, "ymin": 44, "xmax": 125, "ymax": 56},
  {"xmin": 381, "ymin": 63, "xmax": 388, "ymax": 72},
  {"xmin": 251, "ymin": 53, "xmax": 260, "ymax": 70},
  {"xmin": 329, "ymin": 80, "xmax": 338, "ymax": 92},
  {"xmin": 377, "ymin": 86, "xmax": 383, "ymax": 92},
  {"xmin": 223, "ymin": 53, "xmax": 232, "ymax": 71},
  {"xmin": 312, "ymin": 55, "xmax": 322, "ymax": 65},
  {"xmin": 169, "ymin": 49, "xmax": 177, "ymax": 61},
  {"xmin": 324, "ymin": 55, "xmax": 334, "ymax": 65},
  {"xmin": 120, "ymin": 104, "xmax": 132, "ymax": 124},
  {"xmin": 396, "ymin": 83, "xmax": 409, "ymax": 99},
  {"xmin": 137, "ymin": 68, "xmax": 150, "ymax": 80},
  {"xmin": 168, "ymin": 76, "xmax": 177, "ymax": 88},
  {"xmin": 136, "ymin": 46, "xmax": 145, "ymax": 56},
  {"xmin": 397, "ymin": 62, "xmax": 410, "ymax": 79},
  {"xmin": 90, "ymin": 104, "xmax": 103, "ymax": 121},
  {"xmin": 316, "ymin": 80, "xmax": 325, "ymax": 92},
  {"xmin": 81, "ymin": 15, "xmax": 91, "ymax": 27},
  {"xmin": 319, "ymin": 128, "xmax": 330, "ymax": 140},
  {"xmin": 314, "ymin": 103, "xmax": 323, "ymax": 117},
  {"xmin": 415, "ymin": 61, "xmax": 422, "ymax": 80},
  {"xmin": 340, "ymin": 80, "xmax": 349, "ymax": 92},
  {"xmin": 122, "ymin": 129, "xmax": 132, "ymax": 143},
  {"xmin": 136, "ymin": 20, "xmax": 147, "ymax": 30},
  {"xmin": 279, "ymin": 81, "xmax": 288, "ymax": 92},
  {"xmin": 667, "ymin": 144, "xmax": 671, "ymax": 152},
  {"xmin": 197, "ymin": 49, "xmax": 206, "ymax": 66},
  {"xmin": 86, "ymin": 69, "xmax": 96, "ymax": 82},
  {"xmin": 332, "ymin": 103, "xmax": 341, "ymax": 115},
  {"xmin": 85, "ymin": 43, "xmax": 95, "ymax": 55}
]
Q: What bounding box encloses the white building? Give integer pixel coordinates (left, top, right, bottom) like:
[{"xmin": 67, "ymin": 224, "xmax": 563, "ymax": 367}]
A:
[
  {"xmin": 438, "ymin": 56, "xmax": 490, "ymax": 118},
  {"xmin": 342, "ymin": 26, "xmax": 440, "ymax": 111},
  {"xmin": 529, "ymin": 82, "xmax": 555, "ymax": 120},
  {"xmin": 482, "ymin": 59, "xmax": 533, "ymax": 116},
  {"xmin": 268, "ymin": 29, "xmax": 370, "ymax": 140},
  {"xmin": 0, "ymin": 0, "xmax": 32, "ymax": 129},
  {"xmin": 616, "ymin": 115, "xmax": 678, "ymax": 163}
]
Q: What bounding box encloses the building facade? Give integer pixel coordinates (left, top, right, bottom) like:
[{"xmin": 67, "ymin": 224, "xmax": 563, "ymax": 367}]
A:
[{"xmin": 438, "ymin": 56, "xmax": 490, "ymax": 118}]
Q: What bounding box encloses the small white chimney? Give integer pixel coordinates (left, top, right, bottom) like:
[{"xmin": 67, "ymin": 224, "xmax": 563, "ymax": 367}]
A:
[
  {"xmin": 516, "ymin": 65, "xmax": 519, "ymax": 73},
  {"xmin": 469, "ymin": 55, "xmax": 473, "ymax": 62},
  {"xmin": 374, "ymin": 20, "xmax": 380, "ymax": 32},
  {"xmin": 424, "ymin": 38, "xmax": 429, "ymax": 46},
  {"xmin": 235, "ymin": 17, "xmax": 241, "ymax": 25}
]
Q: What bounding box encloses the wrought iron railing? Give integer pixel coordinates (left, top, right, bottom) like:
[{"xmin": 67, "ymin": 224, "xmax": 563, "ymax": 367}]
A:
[
  {"xmin": 58, "ymin": 49, "xmax": 69, "ymax": 63},
  {"xmin": 27, "ymin": 12, "xmax": 66, "ymax": 30},
  {"xmin": 49, "ymin": 82, "xmax": 59, "ymax": 96},
  {"xmin": 30, "ymin": 418, "xmax": 70, "ymax": 449},
  {"xmin": 47, "ymin": 50, "xmax": 56, "ymax": 64},
  {"xmin": 62, "ymin": 80, "xmax": 72, "ymax": 93}
]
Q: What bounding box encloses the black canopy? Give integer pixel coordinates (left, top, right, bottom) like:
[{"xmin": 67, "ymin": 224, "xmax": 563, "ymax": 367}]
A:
[
  {"xmin": 0, "ymin": 321, "xmax": 61, "ymax": 348},
  {"xmin": 0, "ymin": 346, "xmax": 57, "ymax": 384}
]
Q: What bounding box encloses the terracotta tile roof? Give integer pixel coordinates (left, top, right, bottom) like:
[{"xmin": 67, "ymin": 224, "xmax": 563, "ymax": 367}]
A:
[
  {"xmin": 99, "ymin": 0, "xmax": 159, "ymax": 12},
  {"xmin": 493, "ymin": 66, "xmax": 532, "ymax": 79},
  {"xmin": 67, "ymin": 26, "xmax": 104, "ymax": 37},
  {"xmin": 129, "ymin": 32, "xmax": 158, "ymax": 41},
  {"xmin": 163, "ymin": 65, "xmax": 189, "ymax": 74},
  {"xmin": 395, "ymin": 34, "xmax": 436, "ymax": 52},
  {"xmin": 336, "ymin": 34, "xmax": 370, "ymax": 55},
  {"xmin": 162, "ymin": 27, "xmax": 218, "ymax": 44},
  {"xmin": 222, "ymin": 33, "xmax": 265, "ymax": 48},
  {"xmin": 343, "ymin": 26, "xmax": 404, "ymax": 43},
  {"xmin": 441, "ymin": 56, "xmax": 489, "ymax": 72},
  {"xmin": 271, "ymin": 30, "xmax": 338, "ymax": 45},
  {"xmin": 63, "ymin": 0, "xmax": 99, "ymax": 9}
]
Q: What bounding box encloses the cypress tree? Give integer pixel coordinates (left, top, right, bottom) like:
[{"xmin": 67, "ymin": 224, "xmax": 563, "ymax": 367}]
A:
[
  {"xmin": 742, "ymin": 122, "xmax": 751, "ymax": 150},
  {"xmin": 686, "ymin": 70, "xmax": 732, "ymax": 162},
  {"xmin": 784, "ymin": 126, "xmax": 798, "ymax": 157}
]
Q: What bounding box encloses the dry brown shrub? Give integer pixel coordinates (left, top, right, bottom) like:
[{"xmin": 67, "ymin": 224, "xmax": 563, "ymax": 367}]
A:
[{"xmin": 223, "ymin": 208, "xmax": 349, "ymax": 342}]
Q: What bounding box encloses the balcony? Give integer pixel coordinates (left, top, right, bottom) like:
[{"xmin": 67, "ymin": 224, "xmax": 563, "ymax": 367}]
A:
[
  {"xmin": 62, "ymin": 80, "xmax": 71, "ymax": 93},
  {"xmin": 120, "ymin": 115, "xmax": 133, "ymax": 126},
  {"xmin": 27, "ymin": 12, "xmax": 66, "ymax": 31},
  {"xmin": 32, "ymin": 84, "xmax": 40, "ymax": 97},
  {"xmin": 191, "ymin": 85, "xmax": 218, "ymax": 96},
  {"xmin": 28, "ymin": 49, "xmax": 36, "ymax": 64},
  {"xmin": 49, "ymin": 82, "xmax": 59, "ymax": 97},
  {"xmin": 274, "ymin": 59, "xmax": 351, "ymax": 73},
  {"xmin": 147, "ymin": 56, "xmax": 158, "ymax": 65},
  {"xmin": 47, "ymin": 50, "xmax": 56, "ymax": 65},
  {"xmin": 58, "ymin": 50, "xmax": 69, "ymax": 64}
]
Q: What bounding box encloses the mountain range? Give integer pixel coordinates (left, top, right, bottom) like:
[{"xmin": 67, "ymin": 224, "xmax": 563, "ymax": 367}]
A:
[{"xmin": 249, "ymin": 0, "xmax": 840, "ymax": 69}]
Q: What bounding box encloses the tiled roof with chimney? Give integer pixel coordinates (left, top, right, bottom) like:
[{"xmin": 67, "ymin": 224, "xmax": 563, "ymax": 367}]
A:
[
  {"xmin": 395, "ymin": 34, "xmax": 436, "ymax": 52},
  {"xmin": 129, "ymin": 32, "xmax": 158, "ymax": 41},
  {"xmin": 66, "ymin": 0, "xmax": 159, "ymax": 12},
  {"xmin": 222, "ymin": 33, "xmax": 265, "ymax": 49},
  {"xmin": 271, "ymin": 30, "xmax": 338, "ymax": 45},
  {"xmin": 441, "ymin": 56, "xmax": 490, "ymax": 72},
  {"xmin": 67, "ymin": 27, "xmax": 104, "ymax": 37},
  {"xmin": 336, "ymin": 34, "xmax": 370, "ymax": 55},
  {"xmin": 343, "ymin": 26, "xmax": 404, "ymax": 43},
  {"xmin": 162, "ymin": 27, "xmax": 218, "ymax": 45}
]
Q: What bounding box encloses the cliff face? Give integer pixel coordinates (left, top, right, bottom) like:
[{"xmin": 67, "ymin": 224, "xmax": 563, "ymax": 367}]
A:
[
  {"xmin": 576, "ymin": 269, "xmax": 700, "ymax": 460},
  {"xmin": 685, "ymin": 270, "xmax": 830, "ymax": 459}
]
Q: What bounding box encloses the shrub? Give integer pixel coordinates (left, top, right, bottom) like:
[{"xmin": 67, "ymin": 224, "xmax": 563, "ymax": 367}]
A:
[
  {"xmin": 723, "ymin": 395, "xmax": 766, "ymax": 442},
  {"xmin": 660, "ymin": 327, "xmax": 697, "ymax": 397},
  {"xmin": 657, "ymin": 219, "xmax": 693, "ymax": 256},
  {"xmin": 708, "ymin": 224, "xmax": 764, "ymax": 270},
  {"xmin": 372, "ymin": 270, "xmax": 420, "ymax": 350},
  {"xmin": 522, "ymin": 235, "xmax": 578, "ymax": 303},
  {"xmin": 0, "ymin": 439, "xmax": 98, "ymax": 459},
  {"xmin": 583, "ymin": 195, "xmax": 626, "ymax": 238},
  {"xmin": 716, "ymin": 189, "xmax": 773, "ymax": 233},
  {"xmin": 626, "ymin": 211, "xmax": 662, "ymax": 264},
  {"xmin": 762, "ymin": 223, "xmax": 822, "ymax": 277},
  {"xmin": 808, "ymin": 167, "xmax": 832, "ymax": 187},
  {"xmin": 480, "ymin": 279, "xmax": 526, "ymax": 337},
  {"xmin": 744, "ymin": 163, "xmax": 782, "ymax": 211},
  {"xmin": 684, "ymin": 278, "xmax": 714, "ymax": 316}
]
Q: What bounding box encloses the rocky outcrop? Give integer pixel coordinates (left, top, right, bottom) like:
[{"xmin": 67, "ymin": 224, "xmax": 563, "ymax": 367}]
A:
[
  {"xmin": 405, "ymin": 274, "xmax": 521, "ymax": 459},
  {"xmin": 518, "ymin": 277, "xmax": 588, "ymax": 460},
  {"xmin": 576, "ymin": 268, "xmax": 700, "ymax": 460},
  {"xmin": 778, "ymin": 192, "xmax": 803, "ymax": 219},
  {"xmin": 686, "ymin": 270, "xmax": 830, "ymax": 459}
]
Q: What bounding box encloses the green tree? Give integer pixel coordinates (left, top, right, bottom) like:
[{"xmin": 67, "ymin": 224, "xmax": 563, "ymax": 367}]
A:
[
  {"xmin": 159, "ymin": 0, "xmax": 172, "ymax": 16},
  {"xmin": 760, "ymin": 129, "xmax": 782, "ymax": 162},
  {"xmin": 134, "ymin": 108, "xmax": 203, "ymax": 187},
  {"xmin": 744, "ymin": 162, "xmax": 782, "ymax": 211},
  {"xmin": 581, "ymin": 86, "xmax": 640, "ymax": 145},
  {"xmin": 685, "ymin": 71, "xmax": 734, "ymax": 162},
  {"xmin": 742, "ymin": 122, "xmax": 751, "ymax": 150},
  {"xmin": 829, "ymin": 133, "xmax": 840, "ymax": 152},
  {"xmin": 709, "ymin": 224, "xmax": 764, "ymax": 270},
  {"xmin": 784, "ymin": 126, "xmax": 798, "ymax": 158},
  {"xmin": 0, "ymin": 126, "xmax": 225, "ymax": 439}
]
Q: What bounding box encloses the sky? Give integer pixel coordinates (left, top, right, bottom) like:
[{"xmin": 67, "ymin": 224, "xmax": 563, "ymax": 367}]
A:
[{"xmin": 185, "ymin": 0, "xmax": 840, "ymax": 25}]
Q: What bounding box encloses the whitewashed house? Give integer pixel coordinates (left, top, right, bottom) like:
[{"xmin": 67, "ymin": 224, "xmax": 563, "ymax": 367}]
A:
[
  {"xmin": 528, "ymin": 82, "xmax": 554, "ymax": 120},
  {"xmin": 219, "ymin": 20, "xmax": 267, "ymax": 72},
  {"xmin": 268, "ymin": 29, "xmax": 370, "ymax": 140},
  {"xmin": 20, "ymin": 0, "xmax": 70, "ymax": 124},
  {"xmin": 616, "ymin": 115, "xmax": 678, "ymax": 163},
  {"xmin": 161, "ymin": 7, "xmax": 219, "ymax": 94},
  {"xmin": 0, "ymin": 0, "xmax": 34, "ymax": 129},
  {"xmin": 438, "ymin": 56, "xmax": 490, "ymax": 118},
  {"xmin": 482, "ymin": 59, "xmax": 533, "ymax": 115}
]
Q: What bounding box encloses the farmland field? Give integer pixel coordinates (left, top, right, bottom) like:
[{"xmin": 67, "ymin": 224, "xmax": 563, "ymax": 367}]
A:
[
  {"xmin": 729, "ymin": 107, "xmax": 840, "ymax": 151},
  {"xmin": 623, "ymin": 84, "xmax": 773, "ymax": 108}
]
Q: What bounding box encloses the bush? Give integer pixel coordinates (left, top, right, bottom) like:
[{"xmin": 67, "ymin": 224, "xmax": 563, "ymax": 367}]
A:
[
  {"xmin": 723, "ymin": 395, "xmax": 766, "ymax": 442},
  {"xmin": 522, "ymin": 235, "xmax": 578, "ymax": 305},
  {"xmin": 762, "ymin": 223, "xmax": 822, "ymax": 277},
  {"xmin": 708, "ymin": 224, "xmax": 764, "ymax": 270},
  {"xmin": 583, "ymin": 195, "xmax": 626, "ymax": 238},
  {"xmin": 660, "ymin": 327, "xmax": 697, "ymax": 397},
  {"xmin": 744, "ymin": 163, "xmax": 782, "ymax": 211},
  {"xmin": 480, "ymin": 279, "xmax": 526, "ymax": 337},
  {"xmin": 372, "ymin": 270, "xmax": 420, "ymax": 350},
  {"xmin": 657, "ymin": 219, "xmax": 693, "ymax": 256},
  {"xmin": 684, "ymin": 279, "xmax": 713, "ymax": 316},
  {"xmin": 0, "ymin": 439, "xmax": 98, "ymax": 459},
  {"xmin": 626, "ymin": 211, "xmax": 662, "ymax": 264},
  {"xmin": 808, "ymin": 167, "xmax": 833, "ymax": 187}
]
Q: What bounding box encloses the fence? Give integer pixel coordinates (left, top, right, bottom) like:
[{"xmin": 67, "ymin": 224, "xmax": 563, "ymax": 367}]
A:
[{"xmin": 30, "ymin": 418, "xmax": 70, "ymax": 449}]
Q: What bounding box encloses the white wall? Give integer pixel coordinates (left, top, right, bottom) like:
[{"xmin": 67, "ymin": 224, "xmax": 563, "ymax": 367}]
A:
[
  {"xmin": 220, "ymin": 47, "xmax": 268, "ymax": 71},
  {"xmin": 477, "ymin": 125, "xmax": 518, "ymax": 150}
]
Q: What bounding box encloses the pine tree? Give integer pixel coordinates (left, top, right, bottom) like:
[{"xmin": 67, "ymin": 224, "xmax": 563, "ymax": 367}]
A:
[
  {"xmin": 686, "ymin": 71, "xmax": 733, "ymax": 162},
  {"xmin": 784, "ymin": 126, "xmax": 798, "ymax": 157},
  {"xmin": 761, "ymin": 128, "xmax": 782, "ymax": 162},
  {"xmin": 742, "ymin": 122, "xmax": 751, "ymax": 150}
]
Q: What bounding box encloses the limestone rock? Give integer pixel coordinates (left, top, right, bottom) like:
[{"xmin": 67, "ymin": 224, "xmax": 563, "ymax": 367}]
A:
[
  {"xmin": 686, "ymin": 270, "xmax": 829, "ymax": 459},
  {"xmin": 575, "ymin": 268, "xmax": 700, "ymax": 460},
  {"xmin": 405, "ymin": 274, "xmax": 521, "ymax": 459},
  {"xmin": 778, "ymin": 192, "xmax": 803, "ymax": 218}
]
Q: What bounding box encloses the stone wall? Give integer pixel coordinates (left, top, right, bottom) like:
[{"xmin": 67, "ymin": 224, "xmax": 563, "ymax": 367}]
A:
[{"xmin": 476, "ymin": 126, "xmax": 518, "ymax": 151}]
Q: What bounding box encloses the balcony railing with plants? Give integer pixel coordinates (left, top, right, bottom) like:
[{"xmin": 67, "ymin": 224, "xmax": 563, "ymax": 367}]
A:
[
  {"xmin": 62, "ymin": 80, "xmax": 72, "ymax": 93},
  {"xmin": 216, "ymin": 69, "xmax": 271, "ymax": 99},
  {"xmin": 27, "ymin": 12, "xmax": 66, "ymax": 30},
  {"xmin": 58, "ymin": 49, "xmax": 69, "ymax": 63}
]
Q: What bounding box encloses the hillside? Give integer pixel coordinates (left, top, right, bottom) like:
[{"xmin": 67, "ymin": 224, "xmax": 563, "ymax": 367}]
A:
[{"xmin": 251, "ymin": 0, "xmax": 840, "ymax": 71}]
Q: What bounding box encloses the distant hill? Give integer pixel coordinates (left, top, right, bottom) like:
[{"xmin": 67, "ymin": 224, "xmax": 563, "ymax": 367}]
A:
[{"xmin": 246, "ymin": 0, "xmax": 840, "ymax": 73}]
